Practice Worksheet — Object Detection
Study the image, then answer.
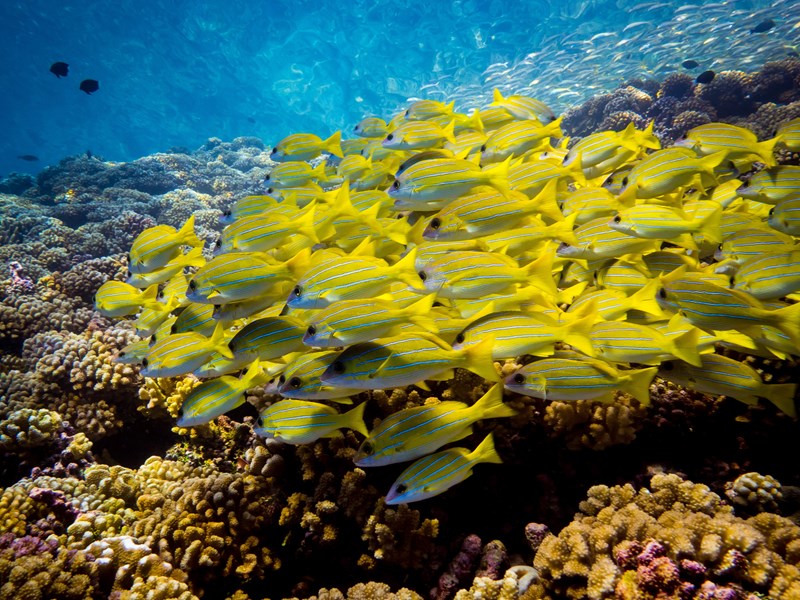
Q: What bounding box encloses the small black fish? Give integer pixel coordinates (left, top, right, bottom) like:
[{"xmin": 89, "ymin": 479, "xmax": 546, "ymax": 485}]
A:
[
  {"xmin": 682, "ymin": 60, "xmax": 699, "ymax": 69},
  {"xmin": 696, "ymin": 70, "xmax": 715, "ymax": 84},
  {"xmin": 247, "ymin": 117, "xmax": 256, "ymax": 124},
  {"xmin": 17, "ymin": 155, "xmax": 39, "ymax": 162},
  {"xmin": 80, "ymin": 79, "xmax": 99, "ymax": 94},
  {"xmin": 788, "ymin": 50, "xmax": 800, "ymax": 58},
  {"xmin": 50, "ymin": 61, "xmax": 69, "ymax": 78},
  {"xmin": 750, "ymin": 19, "xmax": 775, "ymax": 34}
]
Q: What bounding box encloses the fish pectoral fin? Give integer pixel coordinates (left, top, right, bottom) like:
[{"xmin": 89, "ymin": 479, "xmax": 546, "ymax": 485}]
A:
[{"xmin": 371, "ymin": 352, "xmax": 396, "ymax": 377}]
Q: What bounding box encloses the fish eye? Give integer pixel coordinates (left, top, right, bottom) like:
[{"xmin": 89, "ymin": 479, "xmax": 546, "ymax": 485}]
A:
[
  {"xmin": 354, "ymin": 125, "xmax": 360, "ymax": 132},
  {"xmin": 430, "ymin": 218, "xmax": 441, "ymax": 230},
  {"xmin": 92, "ymin": 294, "xmax": 97, "ymax": 303},
  {"xmin": 418, "ymin": 270, "xmax": 427, "ymax": 281},
  {"xmin": 278, "ymin": 374, "xmax": 286, "ymax": 384},
  {"xmin": 741, "ymin": 180, "xmax": 750, "ymax": 188},
  {"xmin": 141, "ymin": 358, "xmax": 149, "ymax": 367},
  {"xmin": 170, "ymin": 324, "xmax": 177, "ymax": 334},
  {"xmin": 257, "ymin": 416, "xmax": 264, "ymax": 427},
  {"xmin": 362, "ymin": 442, "xmax": 374, "ymax": 455},
  {"xmin": 391, "ymin": 180, "xmax": 400, "ymax": 190},
  {"xmin": 223, "ymin": 210, "xmax": 231, "ymax": 217},
  {"xmin": 331, "ymin": 360, "xmax": 346, "ymax": 374},
  {"xmin": 769, "ymin": 207, "xmax": 775, "ymax": 216},
  {"xmin": 395, "ymin": 483, "xmax": 408, "ymax": 494},
  {"xmin": 177, "ymin": 408, "xmax": 184, "ymax": 417},
  {"xmin": 306, "ymin": 325, "xmax": 316, "ymax": 336},
  {"xmin": 404, "ymin": 109, "xmax": 410, "ymax": 117},
  {"xmin": 729, "ymin": 276, "xmax": 735, "ymax": 287},
  {"xmin": 612, "ymin": 215, "xmax": 621, "ymax": 223},
  {"xmin": 386, "ymin": 134, "xmax": 394, "ymax": 141},
  {"xmin": 661, "ymin": 361, "xmax": 674, "ymax": 371},
  {"xmin": 513, "ymin": 373, "xmax": 525, "ymax": 384},
  {"xmin": 480, "ymin": 144, "xmax": 486, "ymax": 152},
  {"xmin": 188, "ymin": 280, "xmax": 196, "ymax": 290},
  {"xmin": 292, "ymin": 285, "xmax": 302, "ymax": 298},
  {"xmin": 455, "ymin": 333, "xmax": 465, "ymax": 344},
  {"xmin": 265, "ymin": 174, "xmax": 271, "ymax": 181},
  {"xmin": 267, "ymin": 187, "xmax": 274, "ymax": 194},
  {"xmin": 215, "ymin": 239, "xmax": 222, "ymax": 248},
  {"xmin": 126, "ymin": 253, "xmax": 131, "ymax": 263},
  {"xmin": 621, "ymin": 177, "xmax": 629, "ymax": 186},
  {"xmin": 118, "ymin": 351, "xmax": 126, "ymax": 357},
  {"xmin": 658, "ymin": 288, "xmax": 667, "ymax": 299},
  {"xmin": 157, "ymin": 290, "xmax": 164, "ymax": 299},
  {"xmin": 270, "ymin": 148, "xmax": 277, "ymax": 154},
  {"xmin": 289, "ymin": 376, "xmax": 302, "ymax": 389}
]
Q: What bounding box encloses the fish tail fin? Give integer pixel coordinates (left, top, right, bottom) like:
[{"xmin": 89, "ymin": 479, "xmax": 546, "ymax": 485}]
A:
[
  {"xmin": 547, "ymin": 212, "xmax": 579, "ymax": 246},
  {"xmin": 546, "ymin": 115, "xmax": 564, "ymax": 139},
  {"xmin": 482, "ymin": 155, "xmax": 512, "ymax": 196},
  {"xmin": 311, "ymin": 161, "xmax": 329, "ymax": 184},
  {"xmin": 556, "ymin": 280, "xmax": 589, "ymax": 305},
  {"xmin": 445, "ymin": 100, "xmax": 456, "ymax": 114},
  {"xmin": 241, "ymin": 359, "xmax": 267, "ymax": 387},
  {"xmin": 295, "ymin": 203, "xmax": 320, "ymax": 244},
  {"xmin": 140, "ymin": 283, "xmax": 163, "ymax": 310},
  {"xmin": 469, "ymin": 432, "xmax": 503, "ymax": 465},
  {"xmin": 667, "ymin": 327, "xmax": 703, "ymax": 367},
  {"xmin": 443, "ymin": 120, "xmax": 457, "ymax": 145},
  {"xmin": 389, "ymin": 246, "xmax": 421, "ymax": 287},
  {"xmin": 177, "ymin": 214, "xmax": 203, "ymax": 248},
  {"xmin": 623, "ymin": 367, "xmax": 658, "ymax": 406},
  {"xmin": 522, "ymin": 248, "xmax": 559, "ymax": 297},
  {"xmin": 342, "ymin": 401, "xmax": 369, "ymax": 437},
  {"xmin": 470, "ymin": 383, "xmax": 517, "ymax": 420},
  {"xmin": 563, "ymin": 313, "xmax": 597, "ymax": 357},
  {"xmin": 532, "ymin": 179, "xmax": 564, "ymax": 222},
  {"xmin": 209, "ymin": 321, "xmax": 234, "ymax": 360},
  {"xmin": 406, "ymin": 294, "xmax": 439, "ymax": 333},
  {"xmin": 324, "ymin": 131, "xmax": 343, "ymax": 158},
  {"xmin": 490, "ymin": 88, "xmax": 505, "ymax": 106},
  {"xmin": 629, "ymin": 279, "xmax": 667, "ymax": 318},
  {"xmin": 183, "ymin": 246, "xmax": 207, "ymax": 268},
  {"xmin": 465, "ymin": 109, "xmax": 484, "ymax": 133},
  {"xmin": 755, "ymin": 136, "xmax": 780, "ymax": 167},
  {"xmin": 284, "ymin": 246, "xmax": 313, "ymax": 278},
  {"xmin": 699, "ymin": 150, "xmax": 728, "ymax": 174},
  {"xmin": 773, "ymin": 302, "xmax": 800, "ymax": 347},
  {"xmin": 761, "ymin": 382, "xmax": 798, "ymax": 418},
  {"xmin": 462, "ymin": 336, "xmax": 501, "ymax": 383},
  {"xmin": 694, "ymin": 204, "xmax": 722, "ymax": 244},
  {"xmin": 637, "ymin": 120, "xmax": 661, "ymax": 149}
]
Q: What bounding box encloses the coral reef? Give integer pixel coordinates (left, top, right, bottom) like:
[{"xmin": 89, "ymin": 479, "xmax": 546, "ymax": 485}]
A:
[
  {"xmin": 564, "ymin": 57, "xmax": 800, "ymax": 146},
  {"xmin": 531, "ymin": 473, "xmax": 800, "ymax": 599}
]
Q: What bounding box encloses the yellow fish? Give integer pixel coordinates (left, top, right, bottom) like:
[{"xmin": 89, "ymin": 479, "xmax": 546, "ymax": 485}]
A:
[
  {"xmin": 128, "ymin": 215, "xmax": 202, "ymax": 274},
  {"xmin": 254, "ymin": 399, "xmax": 368, "ymax": 444},
  {"xmin": 271, "ymin": 131, "xmax": 342, "ymax": 161},
  {"xmin": 94, "ymin": 281, "xmax": 161, "ymax": 318}
]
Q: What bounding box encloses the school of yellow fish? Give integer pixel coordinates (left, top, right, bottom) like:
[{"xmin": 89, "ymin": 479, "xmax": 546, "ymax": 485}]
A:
[{"xmin": 96, "ymin": 95, "xmax": 800, "ymax": 504}]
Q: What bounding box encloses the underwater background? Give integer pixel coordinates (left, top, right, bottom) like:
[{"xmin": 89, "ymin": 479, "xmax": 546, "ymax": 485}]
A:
[
  {"xmin": 1, "ymin": 0, "xmax": 796, "ymax": 176},
  {"xmin": 3, "ymin": 0, "xmax": 800, "ymax": 599}
]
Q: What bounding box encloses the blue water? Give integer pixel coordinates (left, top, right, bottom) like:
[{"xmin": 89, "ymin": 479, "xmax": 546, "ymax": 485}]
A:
[{"xmin": 1, "ymin": 0, "xmax": 795, "ymax": 177}]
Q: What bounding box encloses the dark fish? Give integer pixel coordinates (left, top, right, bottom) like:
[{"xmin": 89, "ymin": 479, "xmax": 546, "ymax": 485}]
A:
[
  {"xmin": 750, "ymin": 19, "xmax": 775, "ymax": 34},
  {"xmin": 79, "ymin": 79, "xmax": 99, "ymax": 94},
  {"xmin": 247, "ymin": 117, "xmax": 256, "ymax": 124},
  {"xmin": 696, "ymin": 70, "xmax": 715, "ymax": 84},
  {"xmin": 17, "ymin": 154, "xmax": 39, "ymax": 162},
  {"xmin": 681, "ymin": 60, "xmax": 699, "ymax": 69},
  {"xmin": 50, "ymin": 61, "xmax": 69, "ymax": 78},
  {"xmin": 788, "ymin": 50, "xmax": 800, "ymax": 58}
]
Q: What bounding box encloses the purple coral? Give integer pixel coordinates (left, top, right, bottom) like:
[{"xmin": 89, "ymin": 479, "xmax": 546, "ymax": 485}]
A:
[{"xmin": 8, "ymin": 261, "xmax": 34, "ymax": 293}]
